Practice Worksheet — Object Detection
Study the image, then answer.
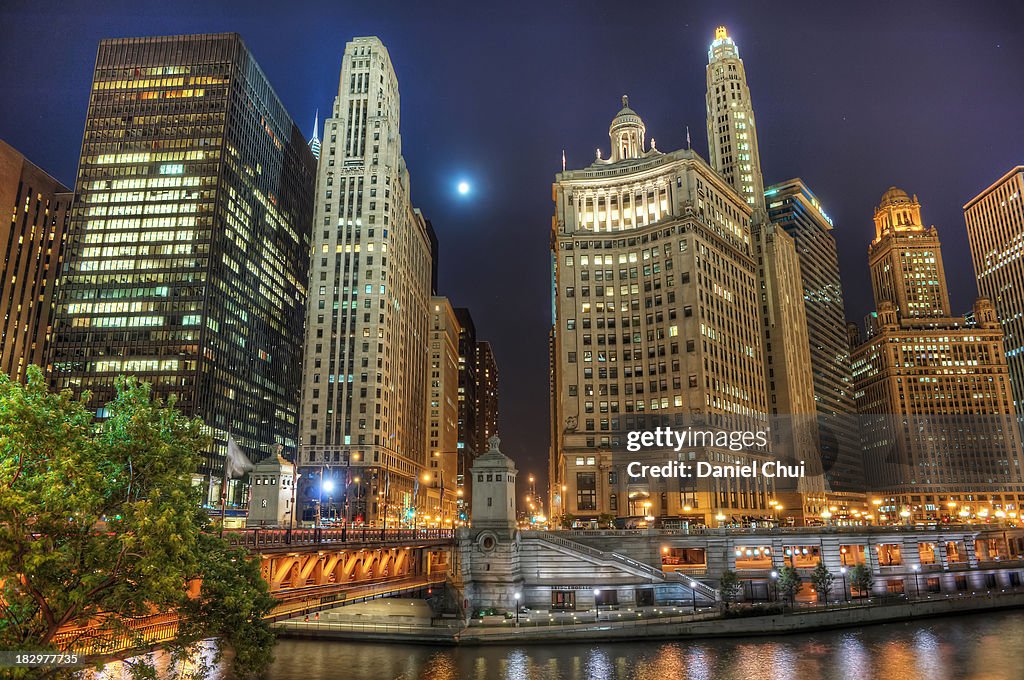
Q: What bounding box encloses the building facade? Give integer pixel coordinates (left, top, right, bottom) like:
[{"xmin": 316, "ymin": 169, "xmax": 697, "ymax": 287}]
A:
[
  {"xmin": 964, "ymin": 166, "xmax": 1024, "ymax": 413},
  {"xmin": 297, "ymin": 36, "xmax": 434, "ymax": 527},
  {"xmin": 853, "ymin": 188, "xmax": 1024, "ymax": 520},
  {"xmin": 705, "ymin": 28, "xmax": 826, "ymax": 521},
  {"xmin": 48, "ymin": 33, "xmax": 315, "ymax": 503},
  {"xmin": 475, "ymin": 340, "xmax": 499, "ymax": 448},
  {"xmin": 767, "ymin": 179, "xmax": 865, "ymax": 499},
  {"xmin": 454, "ymin": 306, "xmax": 479, "ymax": 516},
  {"xmin": 705, "ymin": 26, "xmax": 765, "ymax": 213},
  {"xmin": 426, "ymin": 296, "xmax": 461, "ymax": 524},
  {"xmin": 868, "ymin": 187, "xmax": 951, "ymax": 319},
  {"xmin": 550, "ymin": 96, "xmax": 775, "ymax": 526},
  {"xmin": 0, "ymin": 140, "xmax": 71, "ymax": 381}
]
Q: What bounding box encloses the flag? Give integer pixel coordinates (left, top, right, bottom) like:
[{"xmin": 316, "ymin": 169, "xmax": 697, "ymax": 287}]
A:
[
  {"xmin": 686, "ymin": 125, "xmax": 691, "ymax": 149},
  {"xmin": 561, "ymin": 149, "xmax": 566, "ymax": 172},
  {"xmin": 225, "ymin": 435, "xmax": 254, "ymax": 480},
  {"xmin": 412, "ymin": 475, "xmax": 420, "ymax": 500}
]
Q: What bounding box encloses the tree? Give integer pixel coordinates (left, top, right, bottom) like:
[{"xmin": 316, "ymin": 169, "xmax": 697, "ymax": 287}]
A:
[
  {"xmin": 0, "ymin": 368, "xmax": 276, "ymax": 679},
  {"xmin": 776, "ymin": 565, "xmax": 802, "ymax": 607},
  {"xmin": 810, "ymin": 562, "xmax": 834, "ymax": 606},
  {"xmin": 850, "ymin": 564, "xmax": 874, "ymax": 601},
  {"xmin": 718, "ymin": 569, "xmax": 741, "ymax": 609}
]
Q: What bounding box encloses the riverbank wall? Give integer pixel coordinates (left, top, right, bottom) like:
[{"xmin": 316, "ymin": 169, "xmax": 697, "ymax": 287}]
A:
[{"xmin": 273, "ymin": 590, "xmax": 1024, "ymax": 645}]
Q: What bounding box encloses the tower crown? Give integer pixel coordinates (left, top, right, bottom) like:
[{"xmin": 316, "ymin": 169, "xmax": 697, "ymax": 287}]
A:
[
  {"xmin": 608, "ymin": 95, "xmax": 647, "ymax": 162},
  {"xmin": 873, "ymin": 186, "xmax": 924, "ymax": 240},
  {"xmin": 709, "ymin": 25, "xmax": 739, "ymax": 61}
]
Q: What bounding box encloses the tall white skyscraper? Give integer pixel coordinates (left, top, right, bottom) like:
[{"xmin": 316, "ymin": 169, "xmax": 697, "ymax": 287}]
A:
[
  {"xmin": 705, "ymin": 26, "xmax": 766, "ymax": 213},
  {"xmin": 297, "ymin": 37, "xmax": 434, "ymax": 526},
  {"xmin": 705, "ymin": 27, "xmax": 827, "ymax": 518}
]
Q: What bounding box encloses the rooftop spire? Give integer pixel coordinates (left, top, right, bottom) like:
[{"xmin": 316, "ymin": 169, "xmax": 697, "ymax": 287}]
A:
[{"xmin": 307, "ymin": 109, "xmax": 321, "ymax": 161}]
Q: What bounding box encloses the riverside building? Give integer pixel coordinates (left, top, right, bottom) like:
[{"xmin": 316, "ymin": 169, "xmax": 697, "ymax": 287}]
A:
[
  {"xmin": 706, "ymin": 28, "xmax": 826, "ymax": 520},
  {"xmin": 296, "ymin": 37, "xmax": 434, "ymax": 527},
  {"xmin": 767, "ymin": 179, "xmax": 866, "ymax": 503},
  {"xmin": 852, "ymin": 188, "xmax": 1024, "ymax": 521},
  {"xmin": 0, "ymin": 140, "xmax": 72, "ymax": 381},
  {"xmin": 550, "ymin": 95, "xmax": 776, "ymax": 526},
  {"xmin": 964, "ymin": 166, "xmax": 1024, "ymax": 414},
  {"xmin": 48, "ymin": 33, "xmax": 315, "ymax": 503}
]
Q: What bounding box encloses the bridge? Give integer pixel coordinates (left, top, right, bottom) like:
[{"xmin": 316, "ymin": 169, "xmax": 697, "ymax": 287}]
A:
[{"xmin": 223, "ymin": 528, "xmax": 458, "ymax": 621}]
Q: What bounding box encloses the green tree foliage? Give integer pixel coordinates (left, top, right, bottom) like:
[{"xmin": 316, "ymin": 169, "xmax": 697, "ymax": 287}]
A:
[
  {"xmin": 718, "ymin": 569, "xmax": 741, "ymax": 609},
  {"xmin": 777, "ymin": 565, "xmax": 802, "ymax": 606},
  {"xmin": 850, "ymin": 564, "xmax": 874, "ymax": 600},
  {"xmin": 810, "ymin": 562, "xmax": 834, "ymax": 605},
  {"xmin": 0, "ymin": 367, "xmax": 276, "ymax": 678}
]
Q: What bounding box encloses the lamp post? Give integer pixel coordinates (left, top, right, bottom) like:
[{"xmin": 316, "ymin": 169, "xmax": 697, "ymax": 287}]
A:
[
  {"xmin": 840, "ymin": 567, "xmax": 848, "ymax": 603},
  {"xmin": 689, "ymin": 580, "xmax": 698, "ymax": 612},
  {"xmin": 593, "ymin": 589, "xmax": 601, "ymax": 620},
  {"xmin": 912, "ymin": 564, "xmax": 921, "ymax": 599},
  {"xmin": 514, "ymin": 592, "xmax": 521, "ymax": 626},
  {"xmin": 770, "ymin": 571, "xmax": 778, "ymax": 602}
]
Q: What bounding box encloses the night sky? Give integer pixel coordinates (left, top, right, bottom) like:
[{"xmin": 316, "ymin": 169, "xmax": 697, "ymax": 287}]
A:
[{"xmin": 2, "ymin": 1, "xmax": 1023, "ymax": 497}]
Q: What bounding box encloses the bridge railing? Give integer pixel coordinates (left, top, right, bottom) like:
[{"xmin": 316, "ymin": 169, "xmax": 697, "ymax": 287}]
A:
[{"xmin": 224, "ymin": 527, "xmax": 455, "ymax": 549}]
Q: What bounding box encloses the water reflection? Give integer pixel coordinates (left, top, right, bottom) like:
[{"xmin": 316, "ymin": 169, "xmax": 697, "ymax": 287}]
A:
[{"xmin": 88, "ymin": 610, "xmax": 1024, "ymax": 680}]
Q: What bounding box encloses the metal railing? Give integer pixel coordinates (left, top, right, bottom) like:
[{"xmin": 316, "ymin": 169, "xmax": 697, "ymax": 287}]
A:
[{"xmin": 224, "ymin": 527, "xmax": 455, "ymax": 549}]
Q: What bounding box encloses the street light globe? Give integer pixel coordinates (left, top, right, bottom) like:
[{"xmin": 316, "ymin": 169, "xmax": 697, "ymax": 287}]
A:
[
  {"xmin": 912, "ymin": 564, "xmax": 920, "ymax": 572},
  {"xmin": 322, "ymin": 480, "xmax": 335, "ymax": 493},
  {"xmin": 514, "ymin": 592, "xmax": 521, "ymax": 600},
  {"xmin": 715, "ymin": 512, "xmax": 726, "ymax": 522},
  {"xmin": 840, "ymin": 567, "xmax": 847, "ymax": 574},
  {"xmin": 770, "ymin": 571, "xmax": 778, "ymax": 578},
  {"xmin": 593, "ymin": 588, "xmax": 601, "ymax": 596},
  {"xmin": 900, "ymin": 509, "xmax": 911, "ymax": 518}
]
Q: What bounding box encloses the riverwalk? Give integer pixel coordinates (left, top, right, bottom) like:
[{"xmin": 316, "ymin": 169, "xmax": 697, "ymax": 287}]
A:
[{"xmin": 272, "ymin": 589, "xmax": 1024, "ymax": 645}]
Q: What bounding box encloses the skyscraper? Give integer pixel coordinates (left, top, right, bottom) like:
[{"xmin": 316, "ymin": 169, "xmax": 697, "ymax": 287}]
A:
[
  {"xmin": 550, "ymin": 96, "xmax": 775, "ymax": 525},
  {"xmin": 297, "ymin": 37, "xmax": 434, "ymax": 527},
  {"xmin": 475, "ymin": 340, "xmax": 498, "ymax": 447},
  {"xmin": 964, "ymin": 166, "xmax": 1024, "ymax": 412},
  {"xmin": 852, "ymin": 188, "xmax": 1024, "ymax": 520},
  {"xmin": 705, "ymin": 26, "xmax": 765, "ymax": 212},
  {"xmin": 869, "ymin": 187, "xmax": 951, "ymax": 319},
  {"xmin": 705, "ymin": 28, "xmax": 825, "ymax": 520},
  {"xmin": 767, "ymin": 179, "xmax": 864, "ymax": 497},
  {"xmin": 454, "ymin": 307, "xmax": 478, "ymax": 514},
  {"xmin": 49, "ymin": 34, "xmax": 315, "ymax": 503},
  {"xmin": 426, "ymin": 296, "xmax": 460, "ymax": 525},
  {"xmin": 0, "ymin": 140, "xmax": 71, "ymax": 382}
]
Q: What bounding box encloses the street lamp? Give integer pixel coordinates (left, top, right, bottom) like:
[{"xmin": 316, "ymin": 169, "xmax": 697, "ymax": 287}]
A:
[
  {"xmin": 840, "ymin": 567, "xmax": 848, "ymax": 602},
  {"xmin": 912, "ymin": 564, "xmax": 920, "ymax": 598},
  {"xmin": 770, "ymin": 571, "xmax": 778, "ymax": 602},
  {"xmin": 689, "ymin": 580, "xmax": 698, "ymax": 612},
  {"xmin": 514, "ymin": 592, "xmax": 521, "ymax": 626},
  {"xmin": 716, "ymin": 511, "xmax": 727, "ymax": 528},
  {"xmin": 593, "ymin": 589, "xmax": 601, "ymax": 620}
]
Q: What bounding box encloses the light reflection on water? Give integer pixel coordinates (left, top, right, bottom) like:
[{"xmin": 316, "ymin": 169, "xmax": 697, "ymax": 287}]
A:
[{"xmin": 89, "ymin": 610, "xmax": 1024, "ymax": 680}]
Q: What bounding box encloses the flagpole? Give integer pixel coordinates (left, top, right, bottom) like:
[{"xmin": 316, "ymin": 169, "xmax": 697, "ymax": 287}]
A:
[{"xmin": 219, "ymin": 433, "xmax": 230, "ymax": 538}]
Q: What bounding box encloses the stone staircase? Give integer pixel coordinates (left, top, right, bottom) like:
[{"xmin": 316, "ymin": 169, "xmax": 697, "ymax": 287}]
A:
[{"xmin": 527, "ymin": 531, "xmax": 718, "ymax": 602}]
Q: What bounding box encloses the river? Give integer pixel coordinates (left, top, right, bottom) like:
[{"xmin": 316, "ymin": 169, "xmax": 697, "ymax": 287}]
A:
[{"xmin": 260, "ymin": 609, "xmax": 1024, "ymax": 680}]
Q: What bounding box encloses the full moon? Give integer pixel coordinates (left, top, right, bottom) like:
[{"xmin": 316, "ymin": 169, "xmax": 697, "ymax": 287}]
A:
[{"xmin": 457, "ymin": 180, "xmax": 470, "ymax": 195}]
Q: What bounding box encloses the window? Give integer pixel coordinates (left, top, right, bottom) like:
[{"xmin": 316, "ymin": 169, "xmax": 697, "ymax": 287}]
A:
[{"xmin": 576, "ymin": 472, "xmax": 597, "ymax": 511}]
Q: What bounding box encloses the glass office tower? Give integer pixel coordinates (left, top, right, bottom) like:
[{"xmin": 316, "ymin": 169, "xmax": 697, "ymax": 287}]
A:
[{"xmin": 49, "ymin": 33, "xmax": 315, "ymax": 503}]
